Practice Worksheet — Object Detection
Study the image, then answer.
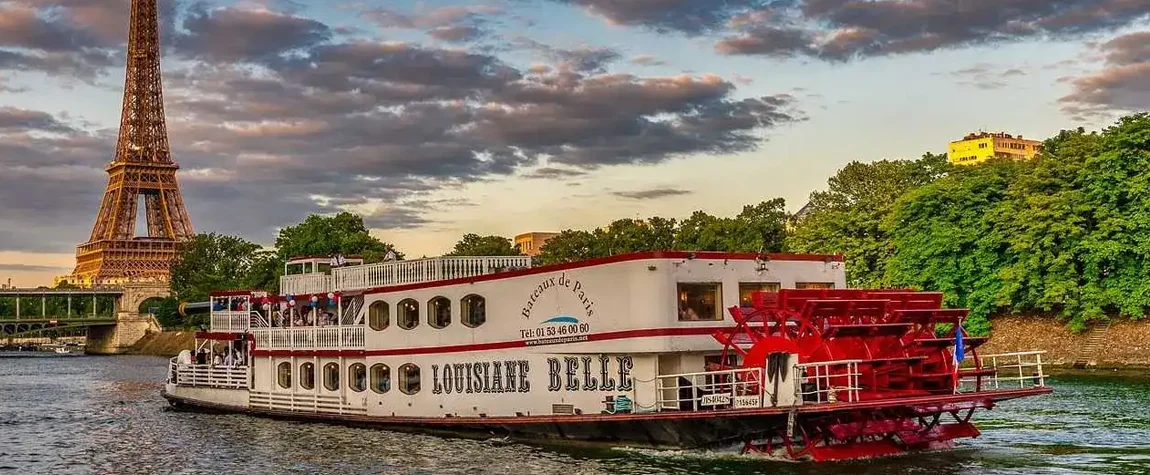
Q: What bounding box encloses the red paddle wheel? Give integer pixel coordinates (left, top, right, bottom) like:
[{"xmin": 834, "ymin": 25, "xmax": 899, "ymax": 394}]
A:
[{"xmin": 711, "ymin": 288, "xmax": 994, "ymax": 461}]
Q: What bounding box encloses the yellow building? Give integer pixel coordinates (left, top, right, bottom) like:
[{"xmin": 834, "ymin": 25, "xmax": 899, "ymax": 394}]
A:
[
  {"xmin": 514, "ymin": 232, "xmax": 558, "ymax": 257},
  {"xmin": 947, "ymin": 132, "xmax": 1043, "ymax": 166}
]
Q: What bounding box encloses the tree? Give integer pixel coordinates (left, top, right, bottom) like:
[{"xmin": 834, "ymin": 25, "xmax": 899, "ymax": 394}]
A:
[
  {"xmin": 538, "ymin": 230, "xmax": 605, "ymax": 265},
  {"xmin": 988, "ymin": 114, "xmax": 1150, "ymax": 331},
  {"xmin": 170, "ymin": 233, "xmax": 267, "ymax": 302},
  {"xmin": 274, "ymin": 212, "xmax": 401, "ymax": 263},
  {"xmin": 884, "ymin": 159, "xmax": 1025, "ymax": 335},
  {"xmin": 786, "ymin": 153, "xmax": 950, "ymax": 287},
  {"xmin": 446, "ymin": 234, "xmax": 522, "ymax": 256}
]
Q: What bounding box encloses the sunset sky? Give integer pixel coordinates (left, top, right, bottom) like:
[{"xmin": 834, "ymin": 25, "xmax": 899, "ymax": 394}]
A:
[{"xmin": 0, "ymin": 0, "xmax": 1147, "ymax": 286}]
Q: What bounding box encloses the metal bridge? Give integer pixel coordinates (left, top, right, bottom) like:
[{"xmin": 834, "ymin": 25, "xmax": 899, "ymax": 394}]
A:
[{"xmin": 0, "ymin": 288, "xmax": 124, "ymax": 337}]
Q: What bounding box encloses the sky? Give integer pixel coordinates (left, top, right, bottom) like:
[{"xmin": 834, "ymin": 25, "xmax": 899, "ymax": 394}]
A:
[{"xmin": 0, "ymin": 0, "xmax": 1147, "ymax": 287}]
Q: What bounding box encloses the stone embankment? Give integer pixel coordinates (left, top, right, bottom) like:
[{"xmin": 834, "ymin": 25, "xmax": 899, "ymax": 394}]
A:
[
  {"xmin": 981, "ymin": 316, "xmax": 1150, "ymax": 369},
  {"xmin": 126, "ymin": 330, "xmax": 195, "ymax": 357}
]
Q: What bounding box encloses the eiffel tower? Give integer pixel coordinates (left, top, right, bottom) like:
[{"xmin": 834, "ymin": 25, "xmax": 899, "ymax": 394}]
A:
[{"xmin": 68, "ymin": 0, "xmax": 193, "ymax": 287}]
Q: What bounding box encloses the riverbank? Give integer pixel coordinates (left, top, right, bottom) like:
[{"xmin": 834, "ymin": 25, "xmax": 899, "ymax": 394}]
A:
[
  {"xmin": 126, "ymin": 330, "xmax": 195, "ymax": 357},
  {"xmin": 982, "ymin": 315, "xmax": 1150, "ymax": 369}
]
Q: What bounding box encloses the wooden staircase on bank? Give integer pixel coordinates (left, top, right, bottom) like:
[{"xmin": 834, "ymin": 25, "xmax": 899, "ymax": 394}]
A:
[{"xmin": 1071, "ymin": 321, "xmax": 1113, "ymax": 369}]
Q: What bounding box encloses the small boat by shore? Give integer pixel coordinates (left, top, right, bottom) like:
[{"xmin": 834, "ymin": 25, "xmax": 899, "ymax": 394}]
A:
[{"xmin": 162, "ymin": 251, "xmax": 1051, "ymax": 462}]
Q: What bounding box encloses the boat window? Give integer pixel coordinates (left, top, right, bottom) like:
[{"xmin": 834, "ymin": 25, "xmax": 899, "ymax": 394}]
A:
[
  {"xmin": 300, "ymin": 362, "xmax": 315, "ymax": 390},
  {"xmin": 368, "ymin": 301, "xmax": 390, "ymax": 331},
  {"xmin": 323, "ymin": 362, "xmax": 340, "ymax": 391},
  {"xmin": 677, "ymin": 282, "xmax": 722, "ymax": 321},
  {"xmin": 370, "ymin": 364, "xmax": 391, "ymax": 394},
  {"xmin": 739, "ymin": 282, "xmax": 780, "ymax": 307},
  {"xmin": 349, "ymin": 363, "xmax": 367, "ymax": 392},
  {"xmin": 428, "ymin": 296, "xmax": 451, "ymax": 329},
  {"xmin": 398, "ymin": 299, "xmax": 420, "ymax": 330},
  {"xmin": 277, "ymin": 361, "xmax": 292, "ymax": 389},
  {"xmin": 796, "ymin": 282, "xmax": 835, "ymax": 289},
  {"xmin": 462, "ymin": 294, "xmax": 486, "ymax": 328},
  {"xmin": 399, "ymin": 363, "xmax": 421, "ymax": 395}
]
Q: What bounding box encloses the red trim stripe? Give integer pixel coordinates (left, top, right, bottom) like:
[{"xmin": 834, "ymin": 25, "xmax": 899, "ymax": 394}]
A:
[
  {"xmin": 250, "ymin": 325, "xmax": 730, "ymax": 358},
  {"xmin": 362, "ymin": 251, "xmax": 843, "ymax": 296}
]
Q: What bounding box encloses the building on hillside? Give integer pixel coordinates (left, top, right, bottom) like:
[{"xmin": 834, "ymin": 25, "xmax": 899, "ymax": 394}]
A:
[
  {"xmin": 514, "ymin": 232, "xmax": 558, "ymax": 257},
  {"xmin": 948, "ymin": 131, "xmax": 1043, "ymax": 166}
]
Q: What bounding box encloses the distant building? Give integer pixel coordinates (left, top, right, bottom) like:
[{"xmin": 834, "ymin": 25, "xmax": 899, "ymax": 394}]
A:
[
  {"xmin": 515, "ymin": 232, "xmax": 559, "ymax": 257},
  {"xmin": 788, "ymin": 201, "xmax": 813, "ymax": 231},
  {"xmin": 53, "ymin": 274, "xmax": 96, "ymax": 288},
  {"xmin": 948, "ymin": 131, "xmax": 1043, "ymax": 166}
]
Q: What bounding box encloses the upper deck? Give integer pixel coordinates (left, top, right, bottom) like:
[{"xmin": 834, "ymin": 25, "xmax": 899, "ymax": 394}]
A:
[{"xmin": 279, "ymin": 255, "xmax": 533, "ymax": 295}]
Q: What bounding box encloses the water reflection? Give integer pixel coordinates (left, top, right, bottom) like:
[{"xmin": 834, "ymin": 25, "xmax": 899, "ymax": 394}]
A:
[{"xmin": 0, "ymin": 355, "xmax": 1147, "ymax": 474}]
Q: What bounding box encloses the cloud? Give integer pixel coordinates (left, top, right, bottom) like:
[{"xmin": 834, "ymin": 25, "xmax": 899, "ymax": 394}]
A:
[
  {"xmin": 550, "ymin": 0, "xmax": 1150, "ymax": 60},
  {"xmin": 0, "ymin": 263, "xmax": 70, "ymax": 273},
  {"xmin": 631, "ymin": 55, "xmax": 666, "ymax": 66},
  {"xmin": 362, "ymin": 5, "xmax": 501, "ymax": 43},
  {"xmin": 510, "ymin": 37, "xmax": 622, "ymax": 73},
  {"xmin": 611, "ymin": 187, "xmax": 693, "ymax": 200},
  {"xmin": 944, "ymin": 62, "xmax": 1029, "ymax": 90},
  {"xmin": 173, "ymin": 5, "xmax": 333, "ymax": 63},
  {"xmin": 0, "ymin": 0, "xmax": 181, "ymax": 79},
  {"xmin": 552, "ymin": 0, "xmax": 766, "ymax": 35},
  {"xmin": 0, "ymin": 107, "xmax": 76, "ymax": 133},
  {"xmin": 1060, "ymin": 31, "xmax": 1150, "ymax": 119},
  {"xmin": 0, "ymin": 3, "xmax": 801, "ymax": 254},
  {"xmin": 522, "ymin": 166, "xmax": 588, "ymax": 179}
]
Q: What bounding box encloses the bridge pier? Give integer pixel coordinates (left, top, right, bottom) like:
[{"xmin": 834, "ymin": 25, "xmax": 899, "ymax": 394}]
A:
[{"xmin": 85, "ymin": 282, "xmax": 168, "ymax": 355}]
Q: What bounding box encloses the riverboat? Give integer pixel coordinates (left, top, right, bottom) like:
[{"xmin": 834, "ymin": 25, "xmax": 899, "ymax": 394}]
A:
[{"xmin": 161, "ymin": 251, "xmax": 1051, "ymax": 461}]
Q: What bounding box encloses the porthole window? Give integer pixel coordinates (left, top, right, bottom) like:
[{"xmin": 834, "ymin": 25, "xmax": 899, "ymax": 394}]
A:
[
  {"xmin": 398, "ymin": 299, "xmax": 419, "ymax": 330},
  {"xmin": 428, "ymin": 296, "xmax": 451, "ymax": 329},
  {"xmin": 323, "ymin": 362, "xmax": 340, "ymax": 391},
  {"xmin": 349, "ymin": 363, "xmax": 366, "ymax": 392},
  {"xmin": 399, "ymin": 363, "xmax": 421, "ymax": 395},
  {"xmin": 277, "ymin": 362, "xmax": 292, "ymax": 389},
  {"xmin": 368, "ymin": 301, "xmax": 390, "ymax": 331},
  {"xmin": 462, "ymin": 294, "xmax": 486, "ymax": 328},
  {"xmin": 370, "ymin": 363, "xmax": 391, "ymax": 394},
  {"xmin": 300, "ymin": 362, "xmax": 315, "ymax": 390}
]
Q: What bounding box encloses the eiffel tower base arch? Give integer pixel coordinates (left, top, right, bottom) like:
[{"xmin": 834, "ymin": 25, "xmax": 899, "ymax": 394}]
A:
[{"xmin": 85, "ymin": 283, "xmax": 167, "ymax": 355}]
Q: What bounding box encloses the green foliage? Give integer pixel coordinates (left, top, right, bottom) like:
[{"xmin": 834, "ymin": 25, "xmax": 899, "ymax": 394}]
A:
[
  {"xmin": 878, "ymin": 113, "xmax": 1150, "ymax": 333},
  {"xmin": 537, "ymin": 200, "xmax": 790, "ymax": 265},
  {"xmin": 170, "ymin": 233, "xmax": 269, "ymax": 302},
  {"xmin": 446, "ymin": 234, "xmax": 522, "ymax": 256},
  {"xmin": 989, "ymin": 114, "xmax": 1150, "ymax": 331},
  {"xmin": 274, "ymin": 212, "xmax": 400, "ymax": 263},
  {"xmin": 884, "ymin": 159, "xmax": 1025, "ymax": 335},
  {"xmin": 786, "ymin": 153, "xmax": 951, "ymax": 287}
]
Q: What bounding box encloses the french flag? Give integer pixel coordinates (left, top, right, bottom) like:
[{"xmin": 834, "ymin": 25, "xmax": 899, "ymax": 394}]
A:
[{"xmin": 952, "ymin": 321, "xmax": 965, "ymax": 393}]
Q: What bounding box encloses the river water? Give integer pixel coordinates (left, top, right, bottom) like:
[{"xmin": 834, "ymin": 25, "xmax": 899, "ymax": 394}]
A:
[{"xmin": 1, "ymin": 354, "xmax": 1148, "ymax": 475}]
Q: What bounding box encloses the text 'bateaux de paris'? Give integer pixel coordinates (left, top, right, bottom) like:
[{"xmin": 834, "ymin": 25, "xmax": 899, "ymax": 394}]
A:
[
  {"xmin": 429, "ymin": 356, "xmax": 635, "ymax": 394},
  {"xmin": 521, "ymin": 273, "xmax": 595, "ymax": 319}
]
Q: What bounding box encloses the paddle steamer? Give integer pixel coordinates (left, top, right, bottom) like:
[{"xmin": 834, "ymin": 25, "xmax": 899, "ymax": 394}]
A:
[{"xmin": 162, "ymin": 251, "xmax": 1051, "ymax": 461}]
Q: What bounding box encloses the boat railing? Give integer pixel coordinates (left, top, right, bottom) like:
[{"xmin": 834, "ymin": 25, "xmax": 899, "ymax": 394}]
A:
[
  {"xmin": 958, "ymin": 350, "xmax": 1047, "ymax": 391},
  {"xmin": 210, "ymin": 310, "xmax": 250, "ymax": 332},
  {"xmin": 794, "ymin": 359, "xmax": 862, "ymax": 404},
  {"xmin": 170, "ymin": 361, "xmax": 249, "ymax": 389},
  {"xmin": 280, "ymin": 273, "xmax": 333, "ymax": 295},
  {"xmin": 653, "ymin": 367, "xmax": 765, "ymax": 411},
  {"xmin": 250, "ymin": 325, "xmax": 365, "ymax": 350},
  {"xmin": 330, "ymin": 256, "xmax": 532, "ymax": 291},
  {"xmin": 249, "ymin": 390, "xmax": 367, "ymax": 415}
]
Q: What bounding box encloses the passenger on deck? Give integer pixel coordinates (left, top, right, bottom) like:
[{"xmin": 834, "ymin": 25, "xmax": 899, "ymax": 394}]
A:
[{"xmin": 212, "ymin": 352, "xmax": 223, "ymax": 366}]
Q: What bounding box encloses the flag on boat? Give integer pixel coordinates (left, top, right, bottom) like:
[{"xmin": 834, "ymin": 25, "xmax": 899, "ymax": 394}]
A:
[{"xmin": 952, "ymin": 321, "xmax": 965, "ymax": 393}]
